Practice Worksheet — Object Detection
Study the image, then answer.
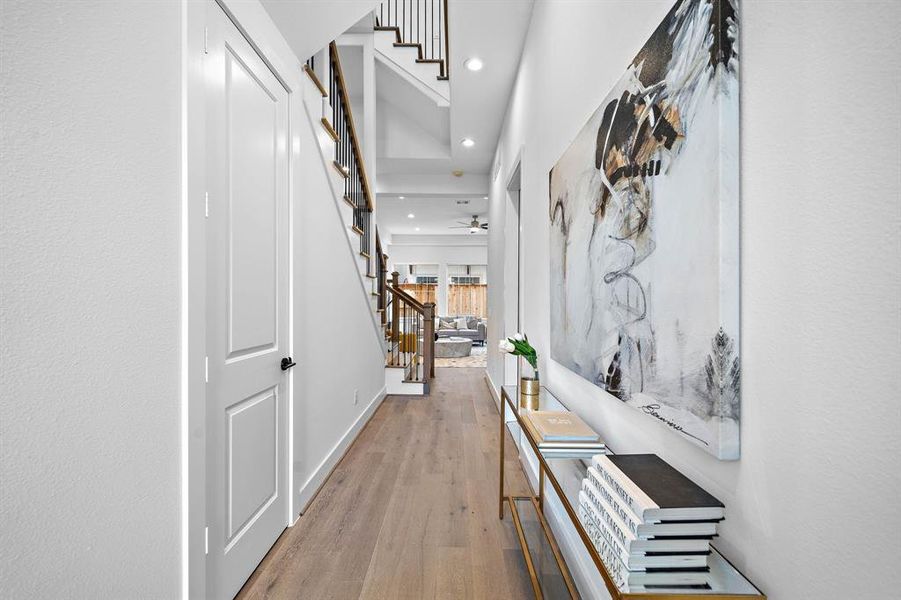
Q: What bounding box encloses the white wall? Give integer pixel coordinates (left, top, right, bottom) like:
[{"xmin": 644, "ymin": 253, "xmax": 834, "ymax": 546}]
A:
[
  {"xmin": 1, "ymin": 1, "xmax": 391, "ymax": 597},
  {"xmin": 292, "ymin": 86, "xmax": 387, "ymax": 512},
  {"xmin": 487, "ymin": 1, "xmax": 901, "ymax": 599},
  {"xmin": 261, "ymin": 0, "xmax": 380, "ymax": 62},
  {"xmin": 487, "ymin": 175, "xmax": 507, "ymax": 392},
  {"xmin": 0, "ymin": 1, "xmax": 182, "ymax": 597}
]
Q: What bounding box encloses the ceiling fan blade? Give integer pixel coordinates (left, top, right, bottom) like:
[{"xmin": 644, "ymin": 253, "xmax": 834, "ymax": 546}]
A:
[
  {"xmin": 448, "ymin": 225, "xmax": 469, "ymax": 229},
  {"xmin": 480, "ymin": 223, "xmax": 489, "ymax": 229}
]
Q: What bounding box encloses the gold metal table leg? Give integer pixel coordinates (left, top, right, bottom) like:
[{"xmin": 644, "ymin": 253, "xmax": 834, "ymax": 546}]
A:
[
  {"xmin": 499, "ymin": 391, "xmax": 505, "ymax": 520},
  {"xmin": 539, "ymin": 465, "xmax": 545, "ymax": 512}
]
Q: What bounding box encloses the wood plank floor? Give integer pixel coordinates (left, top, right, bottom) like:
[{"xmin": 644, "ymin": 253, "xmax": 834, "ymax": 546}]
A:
[{"xmin": 236, "ymin": 367, "xmax": 535, "ymax": 600}]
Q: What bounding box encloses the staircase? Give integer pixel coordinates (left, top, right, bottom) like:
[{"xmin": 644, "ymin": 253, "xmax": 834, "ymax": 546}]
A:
[
  {"xmin": 373, "ymin": 0, "xmax": 450, "ymax": 105},
  {"xmin": 375, "ymin": 0, "xmax": 450, "ymax": 80},
  {"xmin": 303, "ymin": 41, "xmax": 435, "ymax": 395},
  {"xmin": 376, "ymin": 233, "xmax": 436, "ymax": 394}
]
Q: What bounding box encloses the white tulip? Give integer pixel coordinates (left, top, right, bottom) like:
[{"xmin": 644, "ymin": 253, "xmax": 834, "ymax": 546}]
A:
[
  {"xmin": 513, "ymin": 332, "xmax": 524, "ymax": 341},
  {"xmin": 498, "ymin": 339, "xmax": 515, "ymax": 353}
]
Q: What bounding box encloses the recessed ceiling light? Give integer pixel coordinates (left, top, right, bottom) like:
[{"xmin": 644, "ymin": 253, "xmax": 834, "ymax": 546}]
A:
[
  {"xmin": 407, "ymin": 213, "xmax": 415, "ymax": 219},
  {"xmin": 461, "ymin": 138, "xmax": 475, "ymax": 148},
  {"xmin": 483, "ymin": 196, "xmax": 489, "ymax": 200},
  {"xmin": 415, "ymin": 227, "xmax": 420, "ymax": 231},
  {"xmin": 399, "ymin": 196, "xmax": 405, "ymax": 200},
  {"xmin": 464, "ymin": 57, "xmax": 483, "ymax": 72}
]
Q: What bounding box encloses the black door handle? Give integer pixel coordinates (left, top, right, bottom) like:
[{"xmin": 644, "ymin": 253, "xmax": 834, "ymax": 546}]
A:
[{"xmin": 280, "ymin": 357, "xmax": 296, "ymax": 371}]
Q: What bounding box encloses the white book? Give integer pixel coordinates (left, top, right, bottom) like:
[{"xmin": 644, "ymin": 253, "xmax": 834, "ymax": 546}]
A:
[
  {"xmin": 586, "ymin": 466, "xmax": 648, "ymax": 535},
  {"xmin": 538, "ymin": 440, "xmax": 606, "ymax": 449},
  {"xmin": 581, "ymin": 482, "xmax": 710, "ymax": 553},
  {"xmin": 577, "ymin": 504, "xmax": 710, "ymax": 587},
  {"xmin": 541, "ymin": 449, "xmax": 604, "ymax": 459},
  {"xmin": 579, "ymin": 492, "xmax": 709, "ymax": 569},
  {"xmin": 585, "ymin": 467, "xmax": 717, "ymax": 537},
  {"xmin": 591, "ymin": 455, "xmax": 658, "ymax": 519},
  {"xmin": 592, "ymin": 455, "xmax": 724, "ymax": 522}
]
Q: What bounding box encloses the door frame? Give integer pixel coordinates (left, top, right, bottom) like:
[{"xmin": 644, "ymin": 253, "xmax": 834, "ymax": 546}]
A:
[
  {"xmin": 503, "ymin": 153, "xmax": 523, "ymax": 386},
  {"xmin": 182, "ymin": 2, "xmax": 301, "ymax": 597}
]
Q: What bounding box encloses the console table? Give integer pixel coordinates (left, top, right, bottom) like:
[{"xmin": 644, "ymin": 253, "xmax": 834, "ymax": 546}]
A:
[{"xmin": 498, "ymin": 384, "xmax": 766, "ymax": 600}]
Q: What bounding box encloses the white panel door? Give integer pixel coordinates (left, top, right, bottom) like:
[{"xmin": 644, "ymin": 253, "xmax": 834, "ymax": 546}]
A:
[{"xmin": 205, "ymin": 3, "xmax": 290, "ymax": 598}]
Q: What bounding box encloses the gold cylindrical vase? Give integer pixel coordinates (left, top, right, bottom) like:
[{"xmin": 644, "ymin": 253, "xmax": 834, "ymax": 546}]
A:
[{"xmin": 520, "ymin": 377, "xmax": 540, "ymax": 410}]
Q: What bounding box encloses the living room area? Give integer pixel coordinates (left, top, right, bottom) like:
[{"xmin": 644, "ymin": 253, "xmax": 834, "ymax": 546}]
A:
[{"xmin": 393, "ymin": 262, "xmax": 489, "ymax": 368}]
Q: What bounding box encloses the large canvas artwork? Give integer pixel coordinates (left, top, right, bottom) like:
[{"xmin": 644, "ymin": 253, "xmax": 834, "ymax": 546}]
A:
[{"xmin": 549, "ymin": 0, "xmax": 740, "ymax": 459}]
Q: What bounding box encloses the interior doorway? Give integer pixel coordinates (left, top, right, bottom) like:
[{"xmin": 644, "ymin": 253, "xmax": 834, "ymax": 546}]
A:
[
  {"xmin": 503, "ymin": 161, "xmax": 522, "ymax": 385},
  {"xmin": 203, "ymin": 3, "xmax": 292, "ymax": 597}
]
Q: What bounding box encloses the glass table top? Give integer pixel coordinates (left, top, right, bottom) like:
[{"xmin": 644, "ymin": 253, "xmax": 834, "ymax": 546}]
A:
[{"xmin": 500, "ymin": 384, "xmax": 765, "ymax": 598}]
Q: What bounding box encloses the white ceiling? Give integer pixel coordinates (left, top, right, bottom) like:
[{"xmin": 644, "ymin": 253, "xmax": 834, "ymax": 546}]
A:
[
  {"xmin": 373, "ymin": 0, "xmax": 534, "ymax": 238},
  {"xmin": 378, "ymin": 195, "xmax": 489, "ymax": 237},
  {"xmin": 441, "ymin": 0, "xmax": 534, "ymax": 178}
]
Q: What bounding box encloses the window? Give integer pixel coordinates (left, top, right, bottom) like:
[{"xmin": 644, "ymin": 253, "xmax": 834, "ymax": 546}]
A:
[
  {"xmin": 450, "ymin": 276, "xmax": 480, "ymax": 284},
  {"xmin": 415, "ymin": 276, "xmax": 438, "ymax": 284}
]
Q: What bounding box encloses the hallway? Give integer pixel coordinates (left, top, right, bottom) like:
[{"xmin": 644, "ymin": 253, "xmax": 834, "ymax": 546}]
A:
[{"xmin": 236, "ymin": 368, "xmax": 534, "ymax": 599}]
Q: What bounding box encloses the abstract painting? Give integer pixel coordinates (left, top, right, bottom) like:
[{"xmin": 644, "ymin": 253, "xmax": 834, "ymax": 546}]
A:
[{"xmin": 549, "ymin": 0, "xmax": 740, "ymax": 459}]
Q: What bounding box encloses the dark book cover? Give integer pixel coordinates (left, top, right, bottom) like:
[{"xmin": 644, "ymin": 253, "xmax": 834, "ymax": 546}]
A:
[{"xmin": 607, "ymin": 454, "xmax": 724, "ymax": 510}]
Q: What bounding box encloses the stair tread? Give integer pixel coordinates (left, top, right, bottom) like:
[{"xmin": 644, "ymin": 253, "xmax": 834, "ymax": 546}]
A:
[
  {"xmin": 393, "ymin": 42, "xmax": 423, "ymax": 59},
  {"xmin": 374, "ymin": 25, "xmax": 402, "ymax": 43},
  {"xmin": 331, "ymin": 161, "xmax": 349, "ymax": 178},
  {"xmin": 320, "ymin": 117, "xmax": 338, "ymax": 142},
  {"xmin": 303, "ymin": 64, "xmax": 328, "ymax": 97}
]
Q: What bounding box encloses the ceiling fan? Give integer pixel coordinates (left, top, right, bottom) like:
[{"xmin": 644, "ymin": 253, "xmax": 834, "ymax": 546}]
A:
[{"xmin": 449, "ymin": 215, "xmax": 489, "ymax": 233}]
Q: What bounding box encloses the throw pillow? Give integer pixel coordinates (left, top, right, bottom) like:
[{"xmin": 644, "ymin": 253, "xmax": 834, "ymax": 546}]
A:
[
  {"xmin": 455, "ymin": 317, "xmax": 468, "ymax": 330},
  {"xmin": 439, "ymin": 318, "xmax": 456, "ymax": 330},
  {"xmin": 467, "ymin": 317, "xmax": 479, "ymax": 329}
]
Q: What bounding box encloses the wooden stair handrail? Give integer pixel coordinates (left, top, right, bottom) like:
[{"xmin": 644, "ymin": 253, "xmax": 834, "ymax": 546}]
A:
[
  {"xmin": 385, "ymin": 271, "xmax": 435, "ymax": 385},
  {"xmin": 329, "ymin": 42, "xmax": 373, "ymax": 212},
  {"xmin": 388, "ymin": 284, "xmax": 427, "ymax": 313}
]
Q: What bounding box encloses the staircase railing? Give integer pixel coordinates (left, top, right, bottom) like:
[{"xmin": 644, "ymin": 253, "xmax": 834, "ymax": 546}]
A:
[
  {"xmin": 376, "ymin": 230, "xmax": 389, "ymax": 325},
  {"xmin": 385, "ymin": 271, "xmax": 435, "ymax": 388},
  {"xmin": 376, "ymin": 0, "xmax": 450, "ymax": 79},
  {"xmin": 329, "ymin": 42, "xmax": 374, "ymax": 271}
]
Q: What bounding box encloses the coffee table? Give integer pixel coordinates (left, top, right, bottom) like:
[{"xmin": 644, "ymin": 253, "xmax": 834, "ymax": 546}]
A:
[{"xmin": 435, "ymin": 336, "xmax": 473, "ymax": 358}]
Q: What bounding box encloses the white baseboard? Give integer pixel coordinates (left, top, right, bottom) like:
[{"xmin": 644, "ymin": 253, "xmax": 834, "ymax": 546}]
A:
[
  {"xmin": 295, "ymin": 385, "xmax": 387, "ymax": 514},
  {"xmin": 484, "ymin": 370, "xmax": 502, "ymax": 411}
]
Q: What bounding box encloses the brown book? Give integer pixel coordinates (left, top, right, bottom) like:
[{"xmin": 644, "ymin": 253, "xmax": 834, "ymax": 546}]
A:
[{"xmin": 524, "ymin": 411, "xmax": 599, "ymax": 443}]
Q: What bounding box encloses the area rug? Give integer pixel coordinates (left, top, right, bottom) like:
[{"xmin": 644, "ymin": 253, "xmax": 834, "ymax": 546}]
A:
[{"xmin": 434, "ymin": 344, "xmax": 487, "ymax": 368}]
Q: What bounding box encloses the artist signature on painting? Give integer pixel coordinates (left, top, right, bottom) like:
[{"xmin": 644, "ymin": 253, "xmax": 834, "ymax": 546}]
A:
[{"xmin": 639, "ymin": 404, "xmax": 709, "ymax": 446}]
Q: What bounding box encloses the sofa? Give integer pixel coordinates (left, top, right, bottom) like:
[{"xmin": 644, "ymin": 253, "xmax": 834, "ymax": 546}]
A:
[{"xmin": 436, "ymin": 316, "xmax": 487, "ymax": 345}]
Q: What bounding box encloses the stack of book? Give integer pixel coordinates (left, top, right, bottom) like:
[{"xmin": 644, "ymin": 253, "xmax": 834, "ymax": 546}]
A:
[
  {"xmin": 577, "ymin": 454, "xmax": 724, "ymax": 590},
  {"xmin": 521, "ymin": 410, "xmax": 605, "ymax": 458}
]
